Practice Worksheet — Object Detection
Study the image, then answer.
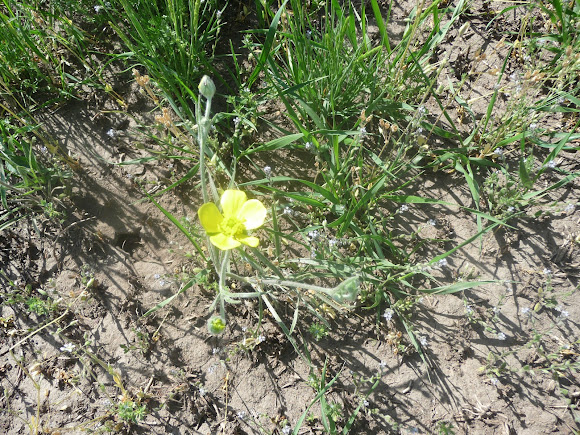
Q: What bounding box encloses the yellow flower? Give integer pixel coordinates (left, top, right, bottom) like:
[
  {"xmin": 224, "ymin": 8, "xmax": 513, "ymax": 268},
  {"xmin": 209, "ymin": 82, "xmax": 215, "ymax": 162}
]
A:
[{"xmin": 198, "ymin": 190, "xmax": 267, "ymax": 250}]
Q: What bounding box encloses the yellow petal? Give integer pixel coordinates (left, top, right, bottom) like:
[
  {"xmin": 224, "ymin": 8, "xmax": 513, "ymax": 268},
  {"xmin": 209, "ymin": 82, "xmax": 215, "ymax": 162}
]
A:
[
  {"xmin": 237, "ymin": 235, "xmax": 260, "ymax": 247},
  {"xmin": 221, "ymin": 190, "xmax": 247, "ymax": 217},
  {"xmin": 198, "ymin": 202, "xmax": 223, "ymax": 233},
  {"xmin": 239, "ymin": 199, "xmax": 267, "ymax": 230},
  {"xmin": 210, "ymin": 233, "xmax": 241, "ymax": 250}
]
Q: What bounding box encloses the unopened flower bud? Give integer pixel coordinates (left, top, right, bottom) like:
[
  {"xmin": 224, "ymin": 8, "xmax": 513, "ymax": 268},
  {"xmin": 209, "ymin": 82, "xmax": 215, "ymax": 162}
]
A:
[
  {"xmin": 199, "ymin": 75, "xmax": 216, "ymax": 99},
  {"xmin": 330, "ymin": 276, "xmax": 359, "ymax": 303},
  {"xmin": 207, "ymin": 315, "xmax": 226, "ymax": 334}
]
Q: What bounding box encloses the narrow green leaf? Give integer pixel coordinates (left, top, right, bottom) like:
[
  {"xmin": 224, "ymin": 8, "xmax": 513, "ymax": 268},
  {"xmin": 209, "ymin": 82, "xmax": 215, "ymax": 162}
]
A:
[
  {"xmin": 370, "ymin": 0, "xmax": 390, "ymax": 51},
  {"xmin": 248, "ymin": 0, "xmax": 288, "ymax": 86},
  {"xmin": 420, "ymin": 280, "xmax": 496, "ymax": 295},
  {"xmin": 240, "ymin": 133, "xmax": 304, "ymax": 156},
  {"xmin": 338, "ymin": 174, "xmax": 387, "ymax": 236},
  {"xmin": 519, "ymin": 157, "xmax": 533, "ymax": 189},
  {"xmin": 292, "ymin": 368, "xmax": 341, "ymax": 435}
]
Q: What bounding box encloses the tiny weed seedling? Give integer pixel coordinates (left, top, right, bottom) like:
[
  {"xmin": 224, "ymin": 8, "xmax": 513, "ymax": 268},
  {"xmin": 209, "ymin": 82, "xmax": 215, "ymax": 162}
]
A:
[
  {"xmin": 309, "ymin": 322, "xmax": 329, "ymax": 341},
  {"xmin": 115, "ymin": 399, "xmax": 147, "ymax": 424}
]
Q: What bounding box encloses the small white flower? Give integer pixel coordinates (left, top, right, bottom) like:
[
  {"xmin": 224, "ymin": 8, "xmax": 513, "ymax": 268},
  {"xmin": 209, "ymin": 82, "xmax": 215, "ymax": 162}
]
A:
[
  {"xmin": 263, "ymin": 166, "xmax": 272, "ymax": 177},
  {"xmin": 494, "ymin": 147, "xmax": 504, "ymax": 156},
  {"xmin": 438, "ymin": 258, "xmax": 448, "ymax": 268},
  {"xmin": 283, "ymin": 206, "xmax": 293, "ymax": 215},
  {"xmin": 418, "ymin": 106, "xmax": 426, "ymax": 116},
  {"xmin": 207, "ymin": 365, "xmax": 216, "ymax": 374},
  {"xmin": 212, "ymin": 347, "xmax": 220, "ymax": 355},
  {"xmin": 256, "ymin": 334, "xmax": 266, "ymax": 344},
  {"xmin": 94, "ymin": 5, "xmax": 103, "ymax": 13},
  {"xmin": 560, "ymin": 310, "xmax": 570, "ymax": 318},
  {"xmin": 490, "ymin": 377, "xmax": 499, "ymax": 386},
  {"xmin": 418, "ymin": 336, "xmax": 428, "ymax": 347},
  {"xmin": 529, "ymin": 123, "xmax": 537, "ymax": 132},
  {"xmin": 521, "ymin": 307, "xmax": 531, "ymax": 315},
  {"xmin": 379, "ymin": 360, "xmax": 387, "ymax": 368},
  {"xmin": 199, "ymin": 387, "xmax": 206, "ymax": 396},
  {"xmin": 465, "ymin": 305, "xmax": 474, "ymax": 315},
  {"xmin": 507, "ymin": 206, "xmax": 515, "ymax": 213},
  {"xmin": 153, "ymin": 273, "xmax": 161, "ymax": 280},
  {"xmin": 237, "ymin": 411, "xmax": 246, "ymax": 420},
  {"xmin": 216, "ymin": 10, "xmax": 222, "ymax": 18},
  {"xmin": 60, "ymin": 343, "xmax": 75, "ymax": 353},
  {"xmin": 308, "ymin": 230, "xmax": 320, "ymax": 241},
  {"xmin": 360, "ymin": 127, "xmax": 367, "ymax": 137},
  {"xmin": 543, "ymin": 268, "xmax": 552, "ymax": 275},
  {"xmin": 546, "ymin": 160, "xmax": 556, "ymax": 169},
  {"xmin": 399, "ymin": 204, "xmax": 409, "ymax": 212},
  {"xmin": 40, "ymin": 146, "xmax": 48, "ymax": 154},
  {"xmin": 106, "ymin": 128, "xmax": 116, "ymax": 138},
  {"xmin": 329, "ymin": 238, "xmax": 338, "ymax": 249},
  {"xmin": 428, "ymin": 219, "xmax": 436, "ymax": 226},
  {"xmin": 282, "ymin": 424, "xmax": 292, "ymax": 435},
  {"xmin": 305, "ymin": 141, "xmax": 314, "ymax": 151},
  {"xmin": 233, "ymin": 117, "xmax": 240, "ymax": 126},
  {"xmin": 383, "ymin": 309, "xmax": 394, "ymax": 322},
  {"xmin": 497, "ymin": 332, "xmax": 506, "ymax": 341},
  {"xmin": 363, "ymin": 399, "xmax": 369, "ymax": 407},
  {"xmin": 564, "ymin": 203, "xmax": 575, "ymax": 212}
]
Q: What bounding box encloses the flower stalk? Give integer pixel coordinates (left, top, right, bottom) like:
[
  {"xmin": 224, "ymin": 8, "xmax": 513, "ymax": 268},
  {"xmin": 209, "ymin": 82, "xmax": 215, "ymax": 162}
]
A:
[
  {"xmin": 197, "ymin": 75, "xmax": 214, "ymax": 205},
  {"xmin": 225, "ymin": 273, "xmax": 359, "ymax": 304}
]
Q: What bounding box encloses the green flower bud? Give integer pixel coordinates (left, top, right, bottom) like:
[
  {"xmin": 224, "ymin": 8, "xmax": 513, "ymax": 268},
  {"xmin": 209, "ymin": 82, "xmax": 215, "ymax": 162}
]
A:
[
  {"xmin": 207, "ymin": 315, "xmax": 226, "ymax": 334},
  {"xmin": 198, "ymin": 75, "xmax": 216, "ymax": 99},
  {"xmin": 330, "ymin": 276, "xmax": 359, "ymax": 303}
]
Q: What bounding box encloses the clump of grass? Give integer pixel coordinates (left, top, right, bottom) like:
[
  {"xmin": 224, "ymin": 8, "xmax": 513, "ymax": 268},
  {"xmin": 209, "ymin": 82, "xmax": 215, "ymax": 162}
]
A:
[
  {"xmin": 0, "ymin": 113, "xmax": 70, "ymax": 230},
  {"xmin": 0, "ymin": 0, "xmax": 101, "ymax": 106},
  {"xmin": 254, "ymin": 0, "xmax": 458, "ymax": 132},
  {"xmin": 108, "ymin": 0, "xmax": 225, "ymax": 121}
]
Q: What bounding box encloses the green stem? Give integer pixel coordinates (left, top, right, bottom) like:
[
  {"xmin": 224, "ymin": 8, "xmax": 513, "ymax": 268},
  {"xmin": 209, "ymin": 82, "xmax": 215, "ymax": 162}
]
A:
[
  {"xmin": 197, "ymin": 91, "xmax": 219, "ymax": 268},
  {"xmin": 198, "ymin": 96, "xmax": 212, "ymax": 204},
  {"xmin": 218, "ymin": 250, "xmax": 230, "ymax": 319},
  {"xmin": 225, "ymin": 272, "xmax": 335, "ymax": 295}
]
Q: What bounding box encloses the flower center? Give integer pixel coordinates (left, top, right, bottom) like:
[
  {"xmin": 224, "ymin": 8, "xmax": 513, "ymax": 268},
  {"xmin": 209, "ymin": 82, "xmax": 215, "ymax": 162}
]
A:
[{"xmin": 219, "ymin": 216, "xmax": 245, "ymax": 238}]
